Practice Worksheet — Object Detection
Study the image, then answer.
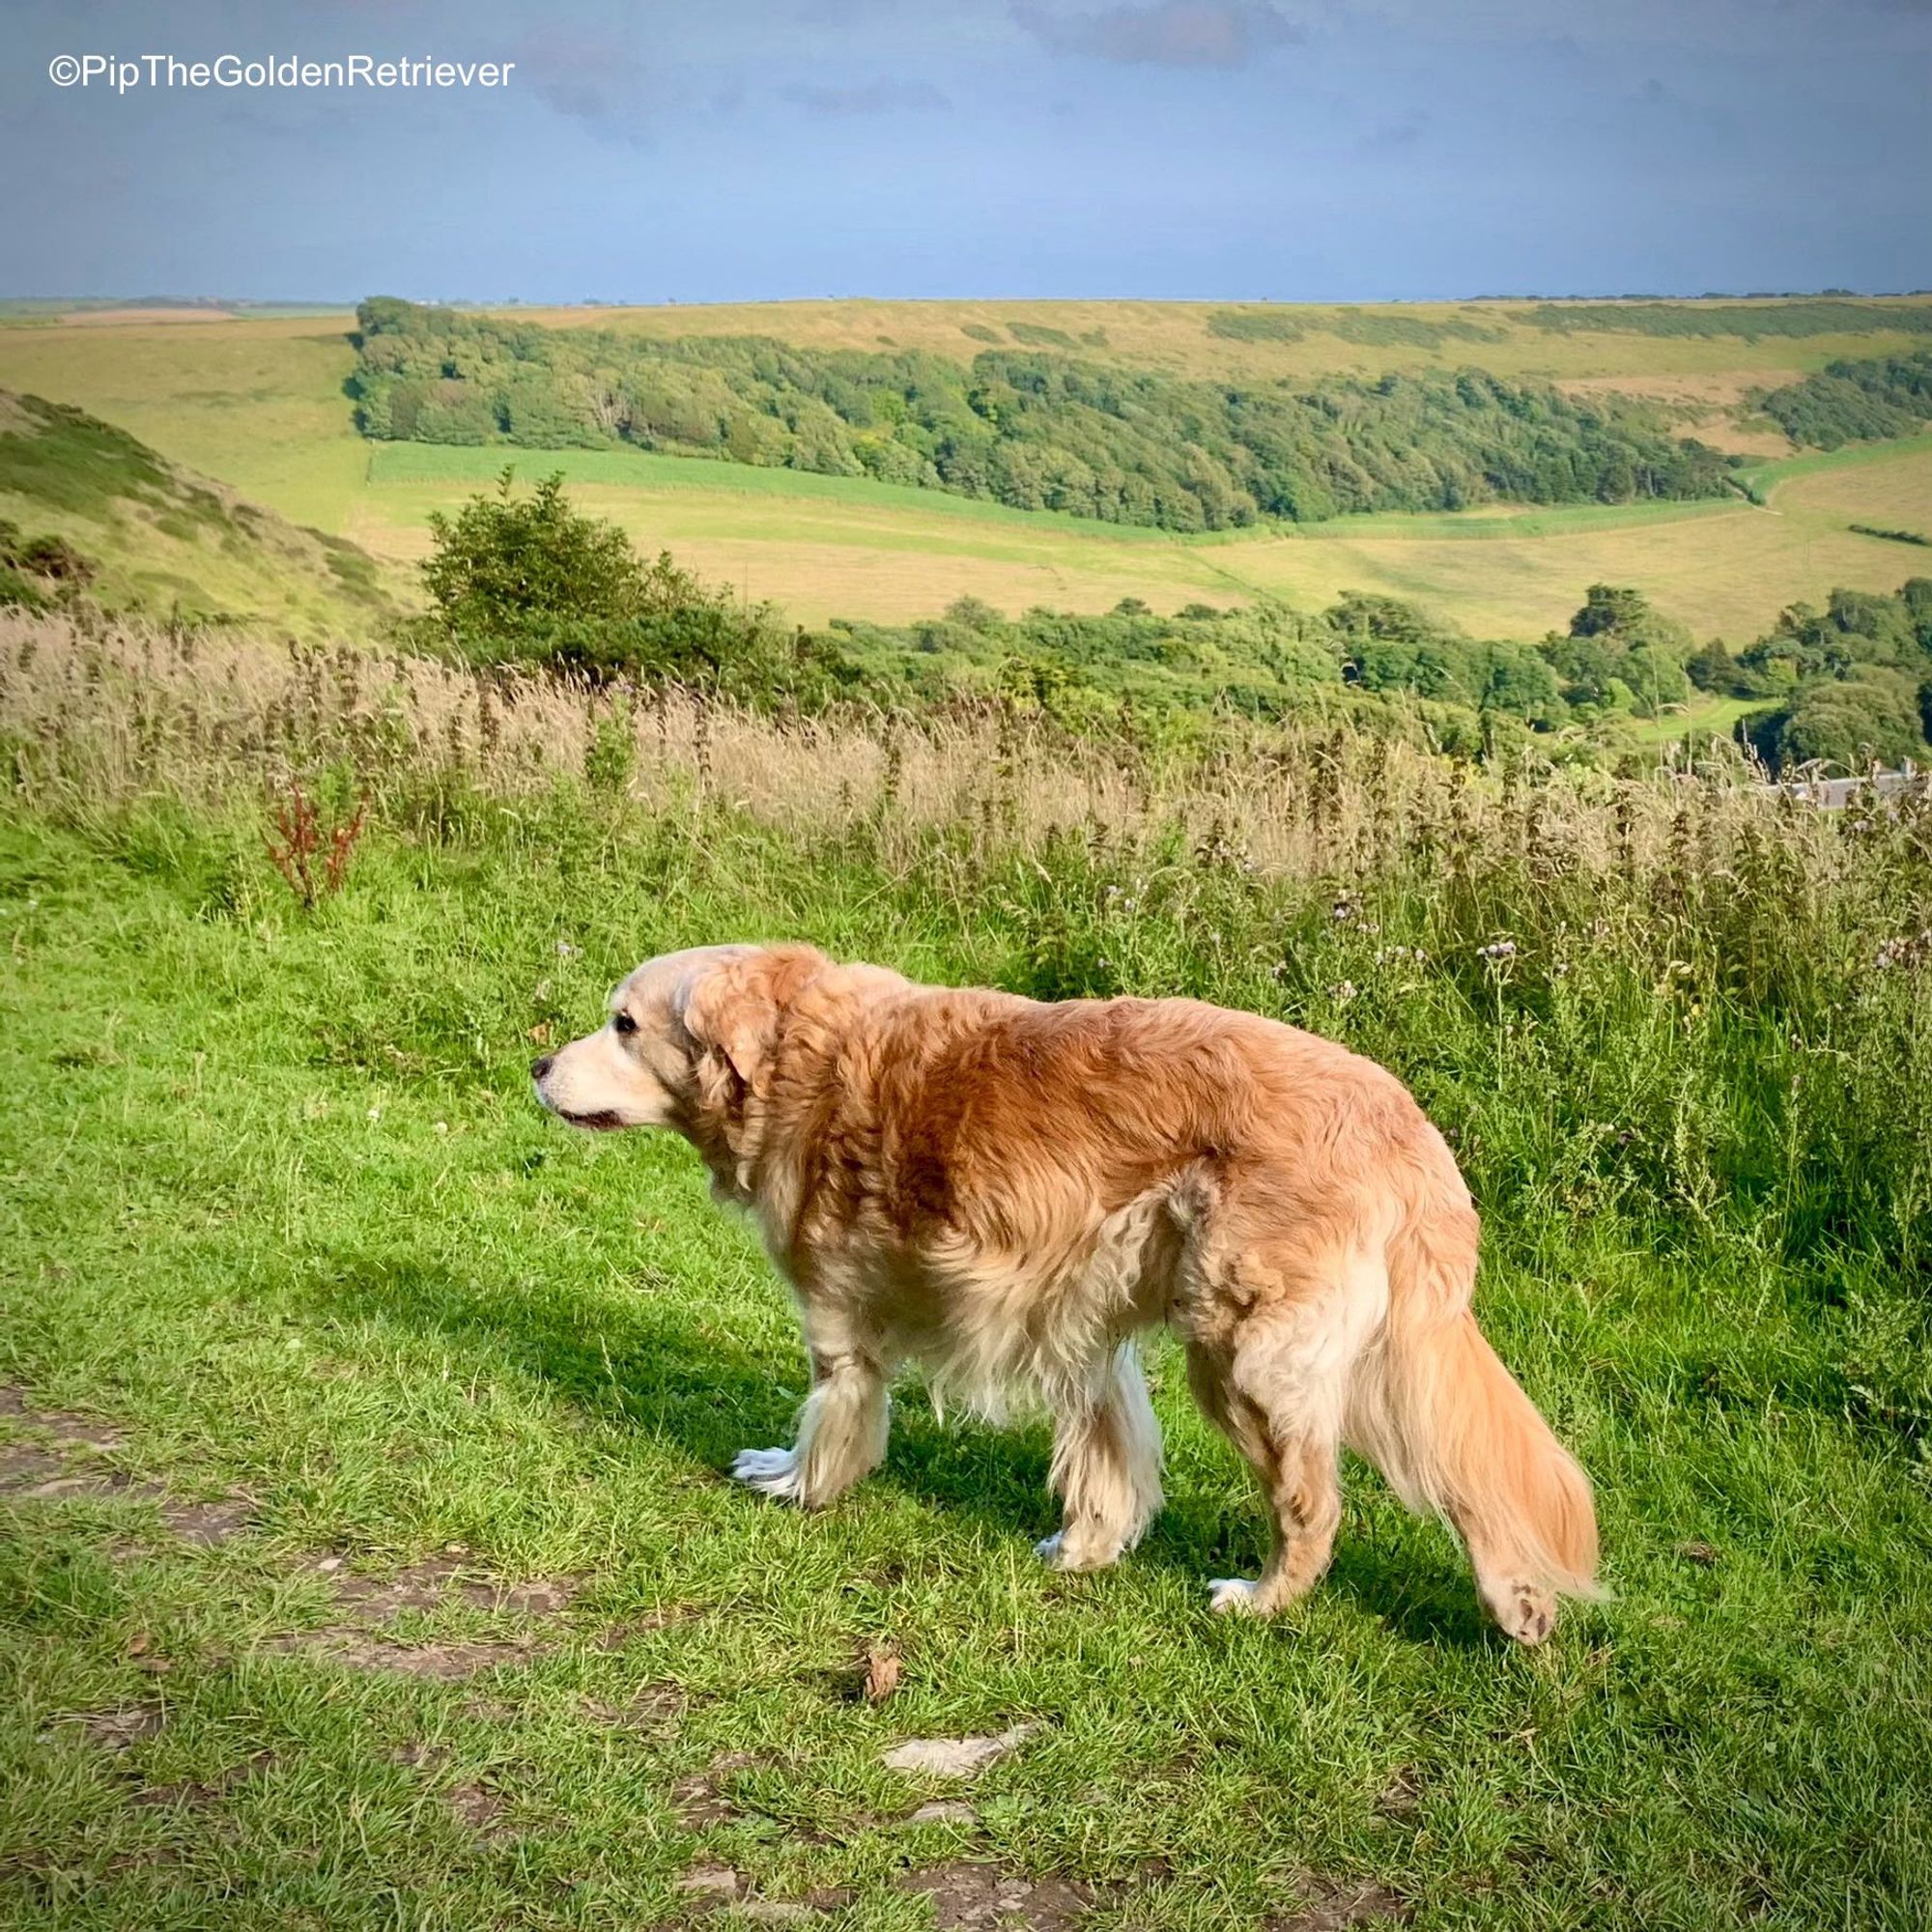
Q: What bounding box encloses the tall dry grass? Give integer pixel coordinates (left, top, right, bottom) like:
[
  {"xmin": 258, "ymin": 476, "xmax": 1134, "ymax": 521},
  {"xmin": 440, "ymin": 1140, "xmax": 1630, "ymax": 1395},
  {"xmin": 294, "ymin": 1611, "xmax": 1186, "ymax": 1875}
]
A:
[{"xmin": 0, "ymin": 609, "xmax": 1876, "ymax": 894}]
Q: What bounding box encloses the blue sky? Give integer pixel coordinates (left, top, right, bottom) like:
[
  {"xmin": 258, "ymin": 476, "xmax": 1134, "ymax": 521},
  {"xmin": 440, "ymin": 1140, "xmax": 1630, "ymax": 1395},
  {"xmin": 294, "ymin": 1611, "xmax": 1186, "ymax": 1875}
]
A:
[{"xmin": 5, "ymin": 0, "xmax": 1929, "ymax": 302}]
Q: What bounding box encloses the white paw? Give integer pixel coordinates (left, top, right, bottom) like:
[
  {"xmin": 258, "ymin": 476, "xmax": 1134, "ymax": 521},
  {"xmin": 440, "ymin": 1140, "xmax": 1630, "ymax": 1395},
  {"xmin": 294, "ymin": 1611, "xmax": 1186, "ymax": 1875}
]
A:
[
  {"xmin": 1035, "ymin": 1531, "xmax": 1122, "ymax": 1573},
  {"xmin": 1208, "ymin": 1577, "xmax": 1260, "ymax": 1614},
  {"xmin": 730, "ymin": 1446, "xmax": 805, "ymax": 1502}
]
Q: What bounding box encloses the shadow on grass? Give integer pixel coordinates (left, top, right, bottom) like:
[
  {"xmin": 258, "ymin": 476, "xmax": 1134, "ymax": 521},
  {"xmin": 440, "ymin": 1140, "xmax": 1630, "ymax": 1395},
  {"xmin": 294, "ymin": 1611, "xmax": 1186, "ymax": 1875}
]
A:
[{"xmin": 316, "ymin": 1244, "xmax": 1499, "ymax": 1651}]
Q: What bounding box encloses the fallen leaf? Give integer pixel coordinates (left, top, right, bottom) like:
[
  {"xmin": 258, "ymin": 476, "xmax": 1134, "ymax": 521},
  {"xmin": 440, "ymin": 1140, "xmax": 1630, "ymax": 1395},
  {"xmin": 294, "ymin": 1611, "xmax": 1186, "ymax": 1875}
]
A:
[{"xmin": 864, "ymin": 1643, "xmax": 901, "ymax": 1704}]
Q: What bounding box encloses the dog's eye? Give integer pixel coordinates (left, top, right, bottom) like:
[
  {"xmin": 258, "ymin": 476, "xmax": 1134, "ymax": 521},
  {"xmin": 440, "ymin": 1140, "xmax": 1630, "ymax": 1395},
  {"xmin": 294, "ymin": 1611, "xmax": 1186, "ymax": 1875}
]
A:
[{"xmin": 611, "ymin": 1011, "xmax": 638, "ymax": 1037}]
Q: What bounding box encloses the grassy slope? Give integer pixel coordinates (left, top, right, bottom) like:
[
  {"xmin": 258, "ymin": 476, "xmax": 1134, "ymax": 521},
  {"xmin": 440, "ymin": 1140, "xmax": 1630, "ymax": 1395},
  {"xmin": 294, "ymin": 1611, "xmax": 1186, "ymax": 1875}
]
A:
[
  {"xmin": 0, "ymin": 389, "xmax": 392, "ymax": 639},
  {"xmin": 0, "ymin": 307, "xmax": 1929, "ymax": 639},
  {"xmin": 2, "ymin": 794, "xmax": 1927, "ymax": 1931}
]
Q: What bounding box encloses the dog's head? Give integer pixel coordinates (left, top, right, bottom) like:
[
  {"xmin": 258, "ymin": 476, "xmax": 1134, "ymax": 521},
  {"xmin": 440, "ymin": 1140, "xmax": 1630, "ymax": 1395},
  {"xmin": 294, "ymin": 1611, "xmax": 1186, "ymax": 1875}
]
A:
[{"xmin": 531, "ymin": 943, "xmax": 828, "ymax": 1137}]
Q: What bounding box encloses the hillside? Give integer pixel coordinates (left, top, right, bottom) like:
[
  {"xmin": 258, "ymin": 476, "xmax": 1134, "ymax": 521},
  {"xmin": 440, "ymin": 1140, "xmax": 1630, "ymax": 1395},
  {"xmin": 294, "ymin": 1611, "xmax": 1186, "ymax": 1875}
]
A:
[
  {"xmin": 0, "ymin": 388, "xmax": 394, "ymax": 638},
  {"xmin": 0, "ymin": 299, "xmax": 1929, "ymax": 642}
]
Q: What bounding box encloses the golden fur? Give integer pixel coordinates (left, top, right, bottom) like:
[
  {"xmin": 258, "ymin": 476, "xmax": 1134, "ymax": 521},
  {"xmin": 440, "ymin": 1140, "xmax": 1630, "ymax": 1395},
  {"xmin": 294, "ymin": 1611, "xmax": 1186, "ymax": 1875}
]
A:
[{"xmin": 532, "ymin": 943, "xmax": 1599, "ymax": 1641}]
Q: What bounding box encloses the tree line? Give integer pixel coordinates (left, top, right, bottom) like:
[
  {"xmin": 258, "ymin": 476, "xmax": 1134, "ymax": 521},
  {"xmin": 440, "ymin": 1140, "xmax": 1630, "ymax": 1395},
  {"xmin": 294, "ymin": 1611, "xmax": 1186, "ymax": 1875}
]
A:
[
  {"xmin": 351, "ymin": 297, "xmax": 1734, "ymax": 533},
  {"xmin": 1754, "ymin": 350, "xmax": 1932, "ymax": 450}
]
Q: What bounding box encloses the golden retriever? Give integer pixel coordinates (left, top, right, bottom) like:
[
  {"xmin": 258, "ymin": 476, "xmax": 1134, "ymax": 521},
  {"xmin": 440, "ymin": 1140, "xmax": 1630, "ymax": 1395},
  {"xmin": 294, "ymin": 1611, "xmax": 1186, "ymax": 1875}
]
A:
[{"xmin": 532, "ymin": 944, "xmax": 1598, "ymax": 1642}]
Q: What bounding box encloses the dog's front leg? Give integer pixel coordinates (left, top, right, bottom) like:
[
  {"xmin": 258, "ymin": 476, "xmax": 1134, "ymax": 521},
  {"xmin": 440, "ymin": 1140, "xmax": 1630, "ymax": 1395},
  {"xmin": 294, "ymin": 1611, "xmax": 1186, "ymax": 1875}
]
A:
[
  {"xmin": 732, "ymin": 1311, "xmax": 889, "ymax": 1508},
  {"xmin": 1037, "ymin": 1343, "xmax": 1164, "ymax": 1571}
]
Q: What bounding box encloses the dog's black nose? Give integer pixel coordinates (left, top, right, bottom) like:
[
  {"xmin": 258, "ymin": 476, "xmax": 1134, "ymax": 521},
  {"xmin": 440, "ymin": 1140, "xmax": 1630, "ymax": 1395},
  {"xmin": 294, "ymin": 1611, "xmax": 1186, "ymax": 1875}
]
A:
[{"xmin": 530, "ymin": 1055, "xmax": 554, "ymax": 1082}]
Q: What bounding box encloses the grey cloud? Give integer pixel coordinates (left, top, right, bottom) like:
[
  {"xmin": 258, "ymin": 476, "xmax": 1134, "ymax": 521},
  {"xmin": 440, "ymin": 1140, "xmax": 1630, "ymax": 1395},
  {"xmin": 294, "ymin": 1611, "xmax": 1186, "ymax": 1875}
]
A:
[
  {"xmin": 1013, "ymin": 1, "xmax": 1301, "ymax": 68},
  {"xmin": 517, "ymin": 28, "xmax": 661, "ymax": 144},
  {"xmin": 781, "ymin": 79, "xmax": 952, "ymax": 114},
  {"xmin": 1359, "ymin": 108, "xmax": 1429, "ymax": 154}
]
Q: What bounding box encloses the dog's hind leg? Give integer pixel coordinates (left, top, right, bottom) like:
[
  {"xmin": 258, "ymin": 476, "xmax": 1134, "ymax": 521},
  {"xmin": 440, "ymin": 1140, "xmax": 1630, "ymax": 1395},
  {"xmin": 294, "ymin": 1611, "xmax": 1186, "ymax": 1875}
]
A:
[
  {"xmin": 1181, "ymin": 1240, "xmax": 1382, "ymax": 1617},
  {"xmin": 1199, "ymin": 1376, "xmax": 1342, "ymax": 1616},
  {"xmin": 732, "ymin": 1308, "xmax": 890, "ymax": 1508},
  {"xmin": 1037, "ymin": 1343, "xmax": 1164, "ymax": 1572}
]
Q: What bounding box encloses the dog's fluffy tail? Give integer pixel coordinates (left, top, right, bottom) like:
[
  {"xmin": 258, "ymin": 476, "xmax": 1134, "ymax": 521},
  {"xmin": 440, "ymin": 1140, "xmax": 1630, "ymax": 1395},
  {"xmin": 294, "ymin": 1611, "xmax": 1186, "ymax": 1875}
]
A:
[{"xmin": 1350, "ymin": 1200, "xmax": 1600, "ymax": 1605}]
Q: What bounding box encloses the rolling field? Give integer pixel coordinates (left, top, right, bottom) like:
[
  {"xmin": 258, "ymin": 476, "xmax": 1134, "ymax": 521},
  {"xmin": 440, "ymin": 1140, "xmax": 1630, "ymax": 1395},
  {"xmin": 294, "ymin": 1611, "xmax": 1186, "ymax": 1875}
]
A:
[
  {"xmin": 1, "ymin": 303, "xmax": 1929, "ymax": 639},
  {"xmin": 499, "ymin": 296, "xmax": 1932, "ymax": 384}
]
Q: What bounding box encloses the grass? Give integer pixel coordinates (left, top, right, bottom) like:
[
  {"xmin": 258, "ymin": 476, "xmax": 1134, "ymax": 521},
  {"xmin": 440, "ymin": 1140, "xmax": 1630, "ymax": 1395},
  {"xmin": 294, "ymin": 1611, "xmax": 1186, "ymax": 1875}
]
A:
[
  {"xmin": 356, "ymin": 439, "xmax": 1932, "ymax": 641},
  {"xmin": 0, "ymin": 390, "xmax": 393, "ymax": 639},
  {"xmin": 1618, "ymin": 694, "xmax": 1763, "ymax": 749},
  {"xmin": 367, "ymin": 442, "xmax": 1199, "ymax": 540},
  {"xmin": 2, "ymin": 309, "xmax": 1931, "ymax": 641},
  {"xmin": 2, "ymin": 612, "xmax": 1931, "ymax": 1928}
]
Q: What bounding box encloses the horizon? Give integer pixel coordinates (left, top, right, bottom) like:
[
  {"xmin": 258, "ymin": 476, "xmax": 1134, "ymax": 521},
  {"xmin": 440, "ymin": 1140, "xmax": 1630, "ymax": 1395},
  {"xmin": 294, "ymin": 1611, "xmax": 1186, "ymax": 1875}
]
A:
[{"xmin": 11, "ymin": 288, "xmax": 1932, "ymax": 310}]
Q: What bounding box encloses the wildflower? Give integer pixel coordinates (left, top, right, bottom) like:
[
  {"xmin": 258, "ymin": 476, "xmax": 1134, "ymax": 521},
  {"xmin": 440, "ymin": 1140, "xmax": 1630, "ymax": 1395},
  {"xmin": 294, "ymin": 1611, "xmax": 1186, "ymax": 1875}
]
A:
[
  {"xmin": 1328, "ymin": 980, "xmax": 1358, "ymax": 1003},
  {"xmin": 1874, "ymin": 929, "xmax": 1932, "ymax": 970},
  {"xmin": 1478, "ymin": 939, "xmax": 1519, "ymax": 961}
]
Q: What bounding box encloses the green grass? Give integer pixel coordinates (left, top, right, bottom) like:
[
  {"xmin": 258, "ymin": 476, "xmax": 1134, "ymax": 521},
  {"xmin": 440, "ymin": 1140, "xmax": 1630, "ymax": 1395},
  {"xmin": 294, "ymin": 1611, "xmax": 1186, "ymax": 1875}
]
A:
[
  {"xmin": 369, "ymin": 441, "xmax": 1198, "ymax": 544},
  {"xmin": 1617, "ymin": 693, "xmax": 1763, "ymax": 748},
  {"xmin": 1280, "ymin": 497, "xmax": 1748, "ymax": 542},
  {"xmin": 1740, "ymin": 430, "xmax": 1932, "ymax": 497},
  {"xmin": 0, "ymin": 387, "xmax": 394, "ymax": 638},
  {"xmin": 3, "ymin": 691, "xmax": 1930, "ymax": 1929},
  {"xmin": 375, "ymin": 441, "xmax": 1762, "ymax": 548}
]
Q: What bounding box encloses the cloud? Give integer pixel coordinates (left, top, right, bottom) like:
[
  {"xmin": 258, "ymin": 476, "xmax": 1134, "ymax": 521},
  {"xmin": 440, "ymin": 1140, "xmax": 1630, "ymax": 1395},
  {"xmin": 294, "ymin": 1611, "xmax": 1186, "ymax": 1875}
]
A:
[
  {"xmin": 516, "ymin": 27, "xmax": 661, "ymax": 144},
  {"xmin": 781, "ymin": 79, "xmax": 952, "ymax": 114},
  {"xmin": 1013, "ymin": 1, "xmax": 1301, "ymax": 68},
  {"xmin": 1357, "ymin": 108, "xmax": 1429, "ymax": 155}
]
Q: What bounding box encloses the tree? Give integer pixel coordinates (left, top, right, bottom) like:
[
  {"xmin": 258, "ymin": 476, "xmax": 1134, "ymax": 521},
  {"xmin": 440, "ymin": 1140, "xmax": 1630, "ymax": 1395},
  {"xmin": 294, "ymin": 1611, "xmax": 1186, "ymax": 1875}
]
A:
[
  {"xmin": 414, "ymin": 469, "xmax": 846, "ymax": 707},
  {"xmin": 1748, "ymin": 668, "xmax": 1928, "ymax": 772},
  {"xmin": 420, "ymin": 469, "xmax": 643, "ymax": 641},
  {"xmin": 1685, "ymin": 638, "xmax": 1739, "ymax": 693},
  {"xmin": 1568, "ymin": 583, "xmax": 1692, "ymax": 658}
]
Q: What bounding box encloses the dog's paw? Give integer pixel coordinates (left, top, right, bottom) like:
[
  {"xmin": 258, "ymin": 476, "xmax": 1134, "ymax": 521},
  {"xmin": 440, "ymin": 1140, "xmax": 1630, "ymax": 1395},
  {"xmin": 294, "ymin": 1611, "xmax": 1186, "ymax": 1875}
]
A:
[
  {"xmin": 1489, "ymin": 1579, "xmax": 1556, "ymax": 1646},
  {"xmin": 730, "ymin": 1446, "xmax": 805, "ymax": 1502},
  {"xmin": 1035, "ymin": 1531, "xmax": 1122, "ymax": 1574},
  {"xmin": 1208, "ymin": 1577, "xmax": 1260, "ymax": 1615}
]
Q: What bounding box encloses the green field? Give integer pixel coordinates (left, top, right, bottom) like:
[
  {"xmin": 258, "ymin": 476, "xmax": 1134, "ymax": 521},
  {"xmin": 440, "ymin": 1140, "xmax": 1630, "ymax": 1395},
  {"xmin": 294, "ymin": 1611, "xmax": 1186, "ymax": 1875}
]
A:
[
  {"xmin": 1, "ymin": 302, "xmax": 1931, "ymax": 642},
  {"xmin": 4, "ymin": 620, "xmax": 1929, "ymax": 1928}
]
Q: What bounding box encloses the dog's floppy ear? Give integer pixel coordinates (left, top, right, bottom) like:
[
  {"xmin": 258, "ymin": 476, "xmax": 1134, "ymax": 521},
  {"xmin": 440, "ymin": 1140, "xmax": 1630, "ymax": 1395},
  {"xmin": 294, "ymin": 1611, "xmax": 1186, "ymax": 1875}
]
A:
[{"xmin": 681, "ymin": 945, "xmax": 827, "ymax": 1096}]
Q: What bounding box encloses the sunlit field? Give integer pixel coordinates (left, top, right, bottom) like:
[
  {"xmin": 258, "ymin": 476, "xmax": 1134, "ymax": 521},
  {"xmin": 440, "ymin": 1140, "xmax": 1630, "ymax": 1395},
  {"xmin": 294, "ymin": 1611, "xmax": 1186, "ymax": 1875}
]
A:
[{"xmin": 3, "ymin": 306, "xmax": 1930, "ymax": 640}]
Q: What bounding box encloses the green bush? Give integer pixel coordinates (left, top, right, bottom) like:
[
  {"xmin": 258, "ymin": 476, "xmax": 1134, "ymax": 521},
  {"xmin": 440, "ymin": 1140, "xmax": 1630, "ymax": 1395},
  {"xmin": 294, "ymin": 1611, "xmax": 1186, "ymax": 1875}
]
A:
[
  {"xmin": 1754, "ymin": 350, "xmax": 1932, "ymax": 450},
  {"xmin": 412, "ymin": 469, "xmax": 850, "ymax": 707}
]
